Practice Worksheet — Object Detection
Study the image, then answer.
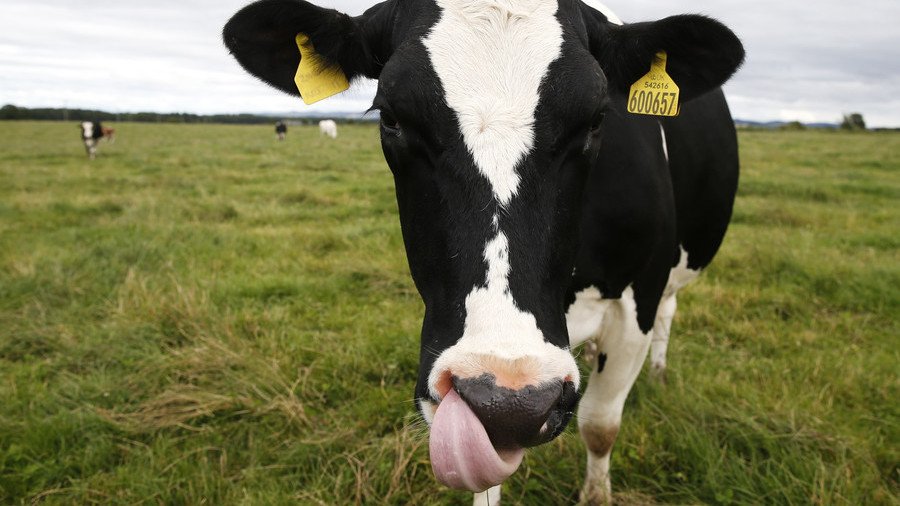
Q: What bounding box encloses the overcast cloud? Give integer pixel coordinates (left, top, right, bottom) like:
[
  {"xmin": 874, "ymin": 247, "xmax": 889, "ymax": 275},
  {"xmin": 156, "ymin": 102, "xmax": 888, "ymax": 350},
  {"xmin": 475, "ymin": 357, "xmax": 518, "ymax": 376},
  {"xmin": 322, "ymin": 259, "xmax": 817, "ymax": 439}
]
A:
[{"xmin": 1, "ymin": 0, "xmax": 898, "ymax": 126}]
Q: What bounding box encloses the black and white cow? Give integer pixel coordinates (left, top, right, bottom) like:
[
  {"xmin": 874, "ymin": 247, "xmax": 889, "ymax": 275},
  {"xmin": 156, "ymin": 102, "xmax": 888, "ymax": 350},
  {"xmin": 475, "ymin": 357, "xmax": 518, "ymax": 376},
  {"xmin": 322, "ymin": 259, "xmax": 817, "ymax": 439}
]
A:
[
  {"xmin": 79, "ymin": 120, "xmax": 105, "ymax": 159},
  {"xmin": 275, "ymin": 120, "xmax": 288, "ymax": 140},
  {"xmin": 224, "ymin": 0, "xmax": 743, "ymax": 503}
]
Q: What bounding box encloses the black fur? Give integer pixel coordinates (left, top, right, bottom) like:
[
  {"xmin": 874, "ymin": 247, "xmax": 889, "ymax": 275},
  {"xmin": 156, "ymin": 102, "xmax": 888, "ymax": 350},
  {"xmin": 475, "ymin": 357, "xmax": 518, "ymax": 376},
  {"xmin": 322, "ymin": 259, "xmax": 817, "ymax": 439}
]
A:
[{"xmin": 597, "ymin": 352, "xmax": 607, "ymax": 373}]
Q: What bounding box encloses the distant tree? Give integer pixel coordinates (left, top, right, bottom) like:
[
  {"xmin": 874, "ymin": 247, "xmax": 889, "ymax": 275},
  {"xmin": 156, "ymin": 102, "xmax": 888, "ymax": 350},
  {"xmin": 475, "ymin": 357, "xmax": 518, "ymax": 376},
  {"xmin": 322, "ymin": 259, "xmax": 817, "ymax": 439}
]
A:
[
  {"xmin": 780, "ymin": 121, "xmax": 806, "ymax": 131},
  {"xmin": 0, "ymin": 104, "xmax": 378, "ymax": 125},
  {"xmin": 0, "ymin": 104, "xmax": 24, "ymax": 119},
  {"xmin": 840, "ymin": 113, "xmax": 866, "ymax": 131}
]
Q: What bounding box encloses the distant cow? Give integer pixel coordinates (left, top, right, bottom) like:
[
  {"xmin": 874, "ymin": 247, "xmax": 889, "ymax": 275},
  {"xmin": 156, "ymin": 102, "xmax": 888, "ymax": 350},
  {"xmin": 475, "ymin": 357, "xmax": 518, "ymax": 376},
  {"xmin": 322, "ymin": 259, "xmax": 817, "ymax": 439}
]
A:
[
  {"xmin": 275, "ymin": 120, "xmax": 287, "ymax": 140},
  {"xmin": 79, "ymin": 121, "xmax": 104, "ymax": 159},
  {"xmin": 101, "ymin": 127, "xmax": 115, "ymax": 143},
  {"xmin": 318, "ymin": 119, "xmax": 337, "ymax": 139}
]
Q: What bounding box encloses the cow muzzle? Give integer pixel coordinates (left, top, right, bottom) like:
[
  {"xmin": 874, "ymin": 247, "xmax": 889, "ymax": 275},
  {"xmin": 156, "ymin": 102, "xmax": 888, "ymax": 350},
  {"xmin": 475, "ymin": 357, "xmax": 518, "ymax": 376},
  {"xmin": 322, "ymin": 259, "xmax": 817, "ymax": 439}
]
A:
[{"xmin": 427, "ymin": 372, "xmax": 579, "ymax": 492}]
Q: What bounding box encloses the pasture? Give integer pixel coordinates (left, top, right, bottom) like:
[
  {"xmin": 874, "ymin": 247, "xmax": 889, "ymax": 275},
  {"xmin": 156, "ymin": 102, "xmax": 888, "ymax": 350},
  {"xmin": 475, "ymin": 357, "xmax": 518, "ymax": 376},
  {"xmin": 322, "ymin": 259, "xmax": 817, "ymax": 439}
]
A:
[{"xmin": 0, "ymin": 120, "xmax": 897, "ymax": 505}]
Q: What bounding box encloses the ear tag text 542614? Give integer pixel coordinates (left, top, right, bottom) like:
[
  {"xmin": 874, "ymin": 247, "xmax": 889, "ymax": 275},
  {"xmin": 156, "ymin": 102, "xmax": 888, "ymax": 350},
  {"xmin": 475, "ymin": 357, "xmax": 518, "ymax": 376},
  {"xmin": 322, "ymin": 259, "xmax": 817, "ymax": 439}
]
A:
[
  {"xmin": 627, "ymin": 51, "xmax": 680, "ymax": 117},
  {"xmin": 294, "ymin": 33, "xmax": 349, "ymax": 105}
]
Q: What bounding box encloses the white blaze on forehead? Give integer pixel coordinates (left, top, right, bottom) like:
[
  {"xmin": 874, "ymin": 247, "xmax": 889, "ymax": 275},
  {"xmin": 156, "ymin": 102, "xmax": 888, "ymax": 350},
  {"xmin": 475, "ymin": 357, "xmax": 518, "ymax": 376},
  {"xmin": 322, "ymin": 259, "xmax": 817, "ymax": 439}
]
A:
[
  {"xmin": 580, "ymin": 0, "xmax": 623, "ymax": 25},
  {"xmin": 424, "ymin": 0, "xmax": 564, "ymax": 205},
  {"xmin": 81, "ymin": 122, "xmax": 92, "ymax": 138}
]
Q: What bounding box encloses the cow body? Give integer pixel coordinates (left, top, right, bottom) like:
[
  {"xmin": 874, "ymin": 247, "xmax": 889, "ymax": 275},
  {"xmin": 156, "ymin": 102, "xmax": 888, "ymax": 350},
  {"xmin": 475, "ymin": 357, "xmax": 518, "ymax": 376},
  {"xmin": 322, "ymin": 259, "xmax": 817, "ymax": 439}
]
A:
[
  {"xmin": 318, "ymin": 119, "xmax": 337, "ymax": 138},
  {"xmin": 275, "ymin": 120, "xmax": 288, "ymax": 140},
  {"xmin": 224, "ymin": 0, "xmax": 744, "ymax": 502}
]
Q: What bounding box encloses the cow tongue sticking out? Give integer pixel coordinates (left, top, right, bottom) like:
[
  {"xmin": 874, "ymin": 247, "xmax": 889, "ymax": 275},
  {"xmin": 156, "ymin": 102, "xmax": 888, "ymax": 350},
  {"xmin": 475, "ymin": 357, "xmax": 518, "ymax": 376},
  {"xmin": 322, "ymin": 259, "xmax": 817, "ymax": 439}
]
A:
[{"xmin": 429, "ymin": 388, "xmax": 525, "ymax": 492}]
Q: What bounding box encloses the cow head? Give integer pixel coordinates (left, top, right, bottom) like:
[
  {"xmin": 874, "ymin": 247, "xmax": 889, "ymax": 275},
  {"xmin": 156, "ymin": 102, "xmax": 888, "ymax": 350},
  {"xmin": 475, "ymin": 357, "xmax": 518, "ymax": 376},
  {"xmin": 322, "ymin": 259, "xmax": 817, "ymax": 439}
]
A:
[{"xmin": 224, "ymin": 0, "xmax": 743, "ymax": 492}]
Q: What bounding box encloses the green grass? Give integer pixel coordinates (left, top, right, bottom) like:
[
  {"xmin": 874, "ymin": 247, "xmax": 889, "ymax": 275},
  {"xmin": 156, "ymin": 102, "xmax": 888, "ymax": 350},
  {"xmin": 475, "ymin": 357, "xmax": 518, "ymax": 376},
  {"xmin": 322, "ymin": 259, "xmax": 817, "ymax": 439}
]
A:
[{"xmin": 0, "ymin": 122, "xmax": 897, "ymax": 505}]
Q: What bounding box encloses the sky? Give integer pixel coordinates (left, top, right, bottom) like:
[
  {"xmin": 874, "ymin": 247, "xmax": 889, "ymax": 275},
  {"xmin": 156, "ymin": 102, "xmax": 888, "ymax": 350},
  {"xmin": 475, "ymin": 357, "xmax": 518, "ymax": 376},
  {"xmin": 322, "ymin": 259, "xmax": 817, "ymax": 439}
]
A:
[{"xmin": 1, "ymin": 0, "xmax": 898, "ymax": 126}]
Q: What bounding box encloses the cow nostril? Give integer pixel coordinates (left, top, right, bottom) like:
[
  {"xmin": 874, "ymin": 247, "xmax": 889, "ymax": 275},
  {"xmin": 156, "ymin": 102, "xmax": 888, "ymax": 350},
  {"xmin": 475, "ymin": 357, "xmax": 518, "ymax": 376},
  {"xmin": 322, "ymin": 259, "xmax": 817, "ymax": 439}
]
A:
[
  {"xmin": 451, "ymin": 374, "xmax": 578, "ymax": 449},
  {"xmin": 434, "ymin": 370, "xmax": 453, "ymax": 398}
]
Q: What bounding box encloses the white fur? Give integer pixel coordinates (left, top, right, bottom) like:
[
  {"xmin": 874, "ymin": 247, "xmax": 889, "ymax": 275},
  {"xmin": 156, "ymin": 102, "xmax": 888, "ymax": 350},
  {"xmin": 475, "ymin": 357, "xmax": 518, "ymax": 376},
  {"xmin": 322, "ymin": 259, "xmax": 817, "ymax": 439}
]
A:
[
  {"xmin": 582, "ymin": 450, "xmax": 612, "ymax": 505},
  {"xmin": 579, "ymin": 286, "xmax": 651, "ymax": 419},
  {"xmin": 650, "ymin": 293, "xmax": 676, "ymax": 373},
  {"xmin": 472, "ymin": 484, "xmax": 502, "ymax": 505},
  {"xmin": 81, "ymin": 122, "xmax": 97, "ymax": 159},
  {"xmin": 419, "ymin": 398, "xmax": 437, "ymax": 425},
  {"xmin": 428, "ymin": 223, "xmax": 580, "ymax": 399},
  {"xmin": 577, "ymin": 286, "xmax": 652, "ymax": 502},
  {"xmin": 665, "ymin": 246, "xmax": 700, "ymax": 298},
  {"xmin": 580, "ymin": 0, "xmax": 623, "ymax": 25},
  {"xmin": 566, "ymin": 286, "xmax": 612, "ymax": 348},
  {"xmin": 659, "ymin": 122, "xmax": 669, "ymax": 163},
  {"xmin": 424, "ymin": 0, "xmax": 563, "ymax": 206},
  {"xmin": 650, "ymin": 247, "xmax": 700, "ymax": 374},
  {"xmin": 318, "ymin": 119, "xmax": 337, "ymax": 138}
]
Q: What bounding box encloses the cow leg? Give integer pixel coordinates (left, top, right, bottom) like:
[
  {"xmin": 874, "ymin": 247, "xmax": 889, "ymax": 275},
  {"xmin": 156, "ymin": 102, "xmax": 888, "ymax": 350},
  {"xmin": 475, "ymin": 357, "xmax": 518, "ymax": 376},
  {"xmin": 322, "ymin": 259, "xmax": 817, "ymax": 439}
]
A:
[
  {"xmin": 578, "ymin": 287, "xmax": 653, "ymax": 506},
  {"xmin": 472, "ymin": 484, "xmax": 501, "ymax": 506},
  {"xmin": 648, "ymin": 247, "xmax": 699, "ymax": 383},
  {"xmin": 84, "ymin": 140, "xmax": 96, "ymax": 159},
  {"xmin": 649, "ymin": 293, "xmax": 676, "ymax": 383}
]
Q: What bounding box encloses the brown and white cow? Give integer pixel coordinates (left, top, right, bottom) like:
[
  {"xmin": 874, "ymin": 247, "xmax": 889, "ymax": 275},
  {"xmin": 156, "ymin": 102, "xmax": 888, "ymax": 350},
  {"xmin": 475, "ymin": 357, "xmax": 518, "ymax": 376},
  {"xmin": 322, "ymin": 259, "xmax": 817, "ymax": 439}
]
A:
[{"xmin": 79, "ymin": 121, "xmax": 105, "ymax": 159}]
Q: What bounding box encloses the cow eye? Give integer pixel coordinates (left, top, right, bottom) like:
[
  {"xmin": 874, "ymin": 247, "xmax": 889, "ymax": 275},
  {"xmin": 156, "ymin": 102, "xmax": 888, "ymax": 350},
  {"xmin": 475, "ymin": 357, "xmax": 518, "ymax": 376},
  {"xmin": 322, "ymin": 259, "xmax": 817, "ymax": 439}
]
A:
[
  {"xmin": 589, "ymin": 112, "xmax": 606, "ymax": 135},
  {"xmin": 380, "ymin": 110, "xmax": 401, "ymax": 136}
]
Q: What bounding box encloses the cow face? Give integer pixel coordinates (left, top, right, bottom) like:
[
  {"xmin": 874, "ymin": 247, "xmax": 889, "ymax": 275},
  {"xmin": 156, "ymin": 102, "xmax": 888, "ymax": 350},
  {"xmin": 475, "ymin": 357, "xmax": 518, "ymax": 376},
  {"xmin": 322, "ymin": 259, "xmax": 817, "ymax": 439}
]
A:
[{"xmin": 225, "ymin": 0, "xmax": 743, "ymax": 492}]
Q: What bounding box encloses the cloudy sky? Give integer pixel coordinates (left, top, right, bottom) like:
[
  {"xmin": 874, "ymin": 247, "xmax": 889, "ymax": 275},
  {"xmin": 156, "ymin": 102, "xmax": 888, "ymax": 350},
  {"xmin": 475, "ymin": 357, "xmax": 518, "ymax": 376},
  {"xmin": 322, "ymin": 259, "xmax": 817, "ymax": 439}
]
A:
[{"xmin": 1, "ymin": 0, "xmax": 898, "ymax": 126}]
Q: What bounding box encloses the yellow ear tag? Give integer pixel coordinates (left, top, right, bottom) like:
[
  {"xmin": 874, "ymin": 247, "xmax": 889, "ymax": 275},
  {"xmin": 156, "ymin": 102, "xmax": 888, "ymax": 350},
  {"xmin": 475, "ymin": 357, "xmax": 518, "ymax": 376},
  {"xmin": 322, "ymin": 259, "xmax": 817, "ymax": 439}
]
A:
[
  {"xmin": 293, "ymin": 33, "xmax": 350, "ymax": 105},
  {"xmin": 627, "ymin": 51, "xmax": 680, "ymax": 117}
]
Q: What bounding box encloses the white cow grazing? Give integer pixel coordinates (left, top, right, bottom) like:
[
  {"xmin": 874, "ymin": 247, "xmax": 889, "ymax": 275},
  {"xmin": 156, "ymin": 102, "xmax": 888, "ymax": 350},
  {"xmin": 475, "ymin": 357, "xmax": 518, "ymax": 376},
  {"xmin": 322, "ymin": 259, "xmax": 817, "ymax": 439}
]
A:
[{"xmin": 318, "ymin": 119, "xmax": 337, "ymax": 138}]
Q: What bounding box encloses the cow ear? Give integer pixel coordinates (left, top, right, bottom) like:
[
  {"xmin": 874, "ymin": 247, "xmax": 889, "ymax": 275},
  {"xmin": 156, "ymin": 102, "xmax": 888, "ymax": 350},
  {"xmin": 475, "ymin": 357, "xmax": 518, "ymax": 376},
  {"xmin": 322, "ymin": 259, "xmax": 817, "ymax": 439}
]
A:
[
  {"xmin": 584, "ymin": 9, "xmax": 745, "ymax": 102},
  {"xmin": 223, "ymin": 0, "xmax": 394, "ymax": 98}
]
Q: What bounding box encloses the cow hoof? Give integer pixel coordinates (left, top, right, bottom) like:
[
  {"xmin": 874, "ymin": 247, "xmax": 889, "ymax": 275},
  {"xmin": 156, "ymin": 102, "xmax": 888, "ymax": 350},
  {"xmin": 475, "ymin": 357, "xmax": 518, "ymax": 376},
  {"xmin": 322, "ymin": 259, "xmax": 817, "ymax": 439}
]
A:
[
  {"xmin": 649, "ymin": 364, "xmax": 668, "ymax": 385},
  {"xmin": 578, "ymin": 486, "xmax": 613, "ymax": 506}
]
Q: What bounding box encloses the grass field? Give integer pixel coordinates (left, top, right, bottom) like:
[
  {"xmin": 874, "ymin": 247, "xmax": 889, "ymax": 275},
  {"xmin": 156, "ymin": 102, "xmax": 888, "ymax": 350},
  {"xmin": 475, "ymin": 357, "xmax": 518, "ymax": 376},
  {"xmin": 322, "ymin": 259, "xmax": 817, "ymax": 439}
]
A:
[{"xmin": 0, "ymin": 121, "xmax": 897, "ymax": 505}]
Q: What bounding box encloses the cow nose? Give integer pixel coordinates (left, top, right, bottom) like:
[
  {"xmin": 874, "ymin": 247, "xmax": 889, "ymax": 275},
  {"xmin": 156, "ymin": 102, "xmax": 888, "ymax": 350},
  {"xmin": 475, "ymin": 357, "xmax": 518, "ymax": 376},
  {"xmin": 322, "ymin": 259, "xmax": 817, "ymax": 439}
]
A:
[{"xmin": 451, "ymin": 374, "xmax": 580, "ymax": 449}]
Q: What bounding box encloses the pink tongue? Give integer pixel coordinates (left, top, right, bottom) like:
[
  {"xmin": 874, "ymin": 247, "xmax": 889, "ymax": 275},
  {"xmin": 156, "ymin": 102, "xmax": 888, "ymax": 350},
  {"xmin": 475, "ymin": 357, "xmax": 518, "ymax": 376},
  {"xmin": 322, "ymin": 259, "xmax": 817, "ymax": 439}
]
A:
[{"xmin": 429, "ymin": 388, "xmax": 525, "ymax": 492}]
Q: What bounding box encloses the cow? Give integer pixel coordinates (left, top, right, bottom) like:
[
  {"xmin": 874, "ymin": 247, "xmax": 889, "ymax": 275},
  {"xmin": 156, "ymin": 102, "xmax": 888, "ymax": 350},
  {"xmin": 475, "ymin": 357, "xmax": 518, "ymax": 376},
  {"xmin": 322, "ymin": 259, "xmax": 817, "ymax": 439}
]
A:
[
  {"xmin": 318, "ymin": 119, "xmax": 338, "ymax": 138},
  {"xmin": 223, "ymin": 0, "xmax": 744, "ymax": 503},
  {"xmin": 79, "ymin": 121, "xmax": 105, "ymax": 159},
  {"xmin": 275, "ymin": 120, "xmax": 288, "ymax": 140},
  {"xmin": 101, "ymin": 126, "xmax": 116, "ymax": 143}
]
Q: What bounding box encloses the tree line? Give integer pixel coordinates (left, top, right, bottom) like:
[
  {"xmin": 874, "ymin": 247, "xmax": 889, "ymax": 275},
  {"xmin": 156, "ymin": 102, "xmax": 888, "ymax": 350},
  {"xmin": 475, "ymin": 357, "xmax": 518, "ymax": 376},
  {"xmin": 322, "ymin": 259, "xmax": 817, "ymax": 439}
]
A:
[{"xmin": 0, "ymin": 104, "xmax": 374, "ymax": 125}]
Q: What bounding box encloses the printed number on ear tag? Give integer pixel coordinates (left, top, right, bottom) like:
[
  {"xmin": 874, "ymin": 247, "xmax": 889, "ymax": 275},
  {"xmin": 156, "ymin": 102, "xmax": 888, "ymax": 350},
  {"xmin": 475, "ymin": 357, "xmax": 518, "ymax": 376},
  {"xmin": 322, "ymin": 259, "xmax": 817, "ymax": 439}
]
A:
[
  {"xmin": 294, "ymin": 33, "xmax": 350, "ymax": 105},
  {"xmin": 627, "ymin": 51, "xmax": 680, "ymax": 117}
]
